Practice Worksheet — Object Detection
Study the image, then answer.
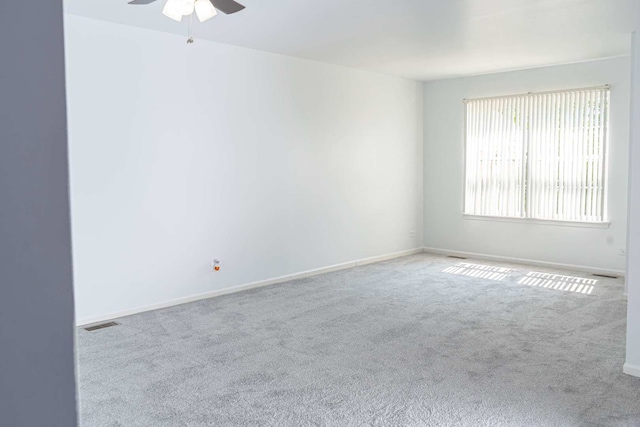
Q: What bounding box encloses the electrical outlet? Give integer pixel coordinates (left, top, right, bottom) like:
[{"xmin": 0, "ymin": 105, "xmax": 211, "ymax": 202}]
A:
[
  {"xmin": 409, "ymin": 229, "xmax": 417, "ymax": 238},
  {"xmin": 619, "ymin": 248, "xmax": 626, "ymax": 257}
]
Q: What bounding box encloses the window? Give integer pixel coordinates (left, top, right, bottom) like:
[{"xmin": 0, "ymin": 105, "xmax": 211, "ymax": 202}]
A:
[{"xmin": 464, "ymin": 86, "xmax": 610, "ymax": 223}]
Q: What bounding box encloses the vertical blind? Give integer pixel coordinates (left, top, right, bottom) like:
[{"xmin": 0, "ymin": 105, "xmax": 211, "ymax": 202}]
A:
[{"xmin": 464, "ymin": 86, "xmax": 610, "ymax": 223}]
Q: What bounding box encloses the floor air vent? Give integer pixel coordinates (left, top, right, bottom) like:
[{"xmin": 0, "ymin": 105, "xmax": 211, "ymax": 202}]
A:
[
  {"xmin": 593, "ymin": 273, "xmax": 619, "ymax": 279},
  {"xmin": 84, "ymin": 321, "xmax": 119, "ymax": 332},
  {"xmin": 447, "ymin": 255, "xmax": 468, "ymax": 260}
]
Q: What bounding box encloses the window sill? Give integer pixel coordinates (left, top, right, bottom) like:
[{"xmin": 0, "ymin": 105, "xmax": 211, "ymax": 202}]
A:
[{"xmin": 462, "ymin": 214, "xmax": 610, "ymax": 229}]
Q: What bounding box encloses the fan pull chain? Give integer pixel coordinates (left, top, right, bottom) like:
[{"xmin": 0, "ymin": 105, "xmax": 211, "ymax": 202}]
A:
[{"xmin": 187, "ymin": 13, "xmax": 194, "ymax": 44}]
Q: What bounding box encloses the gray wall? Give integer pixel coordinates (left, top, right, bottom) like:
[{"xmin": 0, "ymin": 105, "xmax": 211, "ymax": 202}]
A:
[
  {"xmin": 0, "ymin": 0, "xmax": 78, "ymax": 426},
  {"xmin": 626, "ymin": 30, "xmax": 640, "ymax": 377}
]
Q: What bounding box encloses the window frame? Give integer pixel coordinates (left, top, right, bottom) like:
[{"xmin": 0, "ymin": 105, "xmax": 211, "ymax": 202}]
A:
[{"xmin": 461, "ymin": 85, "xmax": 611, "ymax": 227}]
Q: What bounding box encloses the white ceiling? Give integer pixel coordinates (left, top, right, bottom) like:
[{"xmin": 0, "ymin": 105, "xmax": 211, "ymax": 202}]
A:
[{"xmin": 65, "ymin": 0, "xmax": 638, "ymax": 81}]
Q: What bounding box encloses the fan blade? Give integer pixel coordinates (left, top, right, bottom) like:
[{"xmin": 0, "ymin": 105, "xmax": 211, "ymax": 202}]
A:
[
  {"xmin": 128, "ymin": 0, "xmax": 157, "ymax": 4},
  {"xmin": 209, "ymin": 0, "xmax": 245, "ymax": 14}
]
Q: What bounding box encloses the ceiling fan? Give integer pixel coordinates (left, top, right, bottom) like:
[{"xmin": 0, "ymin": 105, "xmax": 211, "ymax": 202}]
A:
[{"xmin": 128, "ymin": 0, "xmax": 245, "ymax": 23}]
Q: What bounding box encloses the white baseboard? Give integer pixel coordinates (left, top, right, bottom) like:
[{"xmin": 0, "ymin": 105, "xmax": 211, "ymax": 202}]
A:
[
  {"xmin": 623, "ymin": 363, "xmax": 640, "ymax": 378},
  {"xmin": 422, "ymin": 247, "xmax": 626, "ymax": 278},
  {"xmin": 77, "ymin": 248, "xmax": 423, "ymax": 327}
]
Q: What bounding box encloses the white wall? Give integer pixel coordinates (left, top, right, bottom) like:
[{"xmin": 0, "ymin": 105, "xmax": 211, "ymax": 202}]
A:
[
  {"xmin": 64, "ymin": 15, "xmax": 424, "ymax": 323},
  {"xmin": 423, "ymin": 57, "xmax": 631, "ymax": 274},
  {"xmin": 0, "ymin": 1, "xmax": 78, "ymax": 425},
  {"xmin": 625, "ymin": 31, "xmax": 640, "ymax": 377}
]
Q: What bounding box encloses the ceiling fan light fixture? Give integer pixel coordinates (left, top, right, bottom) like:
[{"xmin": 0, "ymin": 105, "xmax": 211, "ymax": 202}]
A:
[
  {"xmin": 162, "ymin": 0, "xmax": 183, "ymax": 21},
  {"xmin": 195, "ymin": 0, "xmax": 217, "ymax": 22},
  {"xmin": 178, "ymin": 0, "xmax": 195, "ymax": 16}
]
